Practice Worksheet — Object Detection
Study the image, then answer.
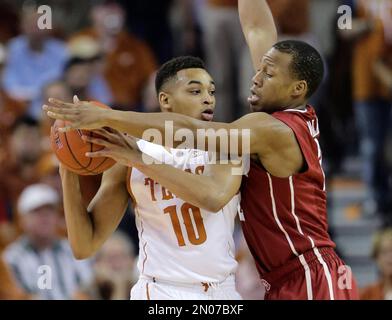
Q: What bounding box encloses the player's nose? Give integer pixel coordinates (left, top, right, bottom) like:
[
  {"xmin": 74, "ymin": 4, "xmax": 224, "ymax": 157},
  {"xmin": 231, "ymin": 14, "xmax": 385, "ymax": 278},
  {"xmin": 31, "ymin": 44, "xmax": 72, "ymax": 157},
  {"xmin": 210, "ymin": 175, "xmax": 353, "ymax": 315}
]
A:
[
  {"xmin": 203, "ymin": 93, "xmax": 214, "ymax": 105},
  {"xmin": 252, "ymin": 71, "xmax": 263, "ymax": 87}
]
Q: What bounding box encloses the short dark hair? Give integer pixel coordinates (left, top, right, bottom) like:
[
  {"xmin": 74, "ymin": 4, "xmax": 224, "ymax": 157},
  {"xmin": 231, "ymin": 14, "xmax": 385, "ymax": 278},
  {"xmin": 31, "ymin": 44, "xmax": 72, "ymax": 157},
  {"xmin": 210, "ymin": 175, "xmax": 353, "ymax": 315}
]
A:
[
  {"xmin": 155, "ymin": 56, "xmax": 206, "ymax": 94},
  {"xmin": 273, "ymin": 40, "xmax": 324, "ymax": 98}
]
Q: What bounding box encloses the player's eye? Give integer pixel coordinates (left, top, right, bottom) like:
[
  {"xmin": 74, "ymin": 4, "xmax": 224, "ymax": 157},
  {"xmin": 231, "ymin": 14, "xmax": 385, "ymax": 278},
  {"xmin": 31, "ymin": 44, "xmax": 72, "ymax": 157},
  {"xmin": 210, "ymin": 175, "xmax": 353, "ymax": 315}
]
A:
[{"xmin": 190, "ymin": 89, "xmax": 201, "ymax": 95}]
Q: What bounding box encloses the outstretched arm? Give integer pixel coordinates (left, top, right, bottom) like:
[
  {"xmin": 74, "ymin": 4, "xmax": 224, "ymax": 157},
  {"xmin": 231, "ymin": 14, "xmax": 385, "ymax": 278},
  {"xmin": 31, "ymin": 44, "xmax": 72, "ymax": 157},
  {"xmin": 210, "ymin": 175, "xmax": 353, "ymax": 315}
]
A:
[
  {"xmin": 61, "ymin": 163, "xmax": 129, "ymax": 259},
  {"xmin": 83, "ymin": 129, "xmax": 242, "ymax": 212},
  {"xmin": 45, "ymin": 99, "xmax": 277, "ymax": 153},
  {"xmin": 45, "ymin": 101, "xmax": 302, "ymax": 177},
  {"xmin": 239, "ymin": 0, "xmax": 277, "ymax": 70}
]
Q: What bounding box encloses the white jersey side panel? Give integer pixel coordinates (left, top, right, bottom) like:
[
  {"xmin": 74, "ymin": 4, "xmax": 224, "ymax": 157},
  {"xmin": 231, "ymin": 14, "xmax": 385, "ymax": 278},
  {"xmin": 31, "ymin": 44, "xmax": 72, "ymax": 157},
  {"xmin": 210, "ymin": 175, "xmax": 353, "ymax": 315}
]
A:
[{"xmin": 130, "ymin": 140, "xmax": 239, "ymax": 283}]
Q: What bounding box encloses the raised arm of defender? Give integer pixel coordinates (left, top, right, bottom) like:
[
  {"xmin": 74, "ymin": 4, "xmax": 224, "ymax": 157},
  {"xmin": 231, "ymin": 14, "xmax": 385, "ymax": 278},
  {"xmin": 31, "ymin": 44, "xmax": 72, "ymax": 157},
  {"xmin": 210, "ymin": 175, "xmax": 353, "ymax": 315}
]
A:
[{"xmin": 239, "ymin": 0, "xmax": 277, "ymax": 70}]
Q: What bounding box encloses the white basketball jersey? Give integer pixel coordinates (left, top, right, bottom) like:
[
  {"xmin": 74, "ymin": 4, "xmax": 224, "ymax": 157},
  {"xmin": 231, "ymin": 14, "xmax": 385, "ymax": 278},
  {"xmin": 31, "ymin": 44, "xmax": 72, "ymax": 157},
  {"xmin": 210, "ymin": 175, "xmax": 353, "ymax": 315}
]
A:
[{"xmin": 128, "ymin": 140, "xmax": 239, "ymax": 284}]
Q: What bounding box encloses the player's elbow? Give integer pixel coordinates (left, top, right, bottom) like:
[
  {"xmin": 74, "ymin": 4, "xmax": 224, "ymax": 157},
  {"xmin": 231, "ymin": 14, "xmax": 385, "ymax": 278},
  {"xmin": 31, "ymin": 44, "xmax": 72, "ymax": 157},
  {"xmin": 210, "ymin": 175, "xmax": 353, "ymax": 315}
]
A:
[
  {"xmin": 203, "ymin": 192, "xmax": 228, "ymax": 213},
  {"xmin": 70, "ymin": 244, "xmax": 96, "ymax": 260},
  {"xmin": 73, "ymin": 249, "xmax": 96, "ymax": 260},
  {"xmin": 72, "ymin": 248, "xmax": 91, "ymax": 260},
  {"xmin": 73, "ymin": 253, "xmax": 88, "ymax": 260},
  {"xmin": 73, "ymin": 251, "xmax": 92, "ymax": 260}
]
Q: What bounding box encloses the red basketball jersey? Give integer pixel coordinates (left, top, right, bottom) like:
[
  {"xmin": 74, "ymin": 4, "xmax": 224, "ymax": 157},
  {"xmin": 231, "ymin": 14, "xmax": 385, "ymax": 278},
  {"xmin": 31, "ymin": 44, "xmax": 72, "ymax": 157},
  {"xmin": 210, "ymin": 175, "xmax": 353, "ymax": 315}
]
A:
[{"xmin": 240, "ymin": 106, "xmax": 336, "ymax": 277}]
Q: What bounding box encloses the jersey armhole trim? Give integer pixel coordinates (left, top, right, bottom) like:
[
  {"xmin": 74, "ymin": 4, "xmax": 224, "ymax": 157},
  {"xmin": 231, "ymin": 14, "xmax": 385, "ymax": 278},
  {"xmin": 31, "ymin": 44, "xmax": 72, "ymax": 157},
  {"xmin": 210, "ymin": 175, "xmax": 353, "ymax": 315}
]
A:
[{"xmin": 126, "ymin": 167, "xmax": 137, "ymax": 206}]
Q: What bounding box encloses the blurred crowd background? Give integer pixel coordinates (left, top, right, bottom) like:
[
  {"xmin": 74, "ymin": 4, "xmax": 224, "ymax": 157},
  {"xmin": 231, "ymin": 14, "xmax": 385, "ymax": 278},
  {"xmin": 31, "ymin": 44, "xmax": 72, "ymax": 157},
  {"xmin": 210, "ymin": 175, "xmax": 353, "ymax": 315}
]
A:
[{"xmin": 0, "ymin": 0, "xmax": 391, "ymax": 300}]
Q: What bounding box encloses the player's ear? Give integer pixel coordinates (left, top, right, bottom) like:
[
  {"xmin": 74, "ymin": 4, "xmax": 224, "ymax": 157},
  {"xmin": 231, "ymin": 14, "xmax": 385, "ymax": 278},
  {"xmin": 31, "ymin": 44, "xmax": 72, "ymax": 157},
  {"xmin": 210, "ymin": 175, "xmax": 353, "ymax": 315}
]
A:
[
  {"xmin": 159, "ymin": 92, "xmax": 172, "ymax": 112},
  {"xmin": 291, "ymin": 80, "xmax": 307, "ymax": 98}
]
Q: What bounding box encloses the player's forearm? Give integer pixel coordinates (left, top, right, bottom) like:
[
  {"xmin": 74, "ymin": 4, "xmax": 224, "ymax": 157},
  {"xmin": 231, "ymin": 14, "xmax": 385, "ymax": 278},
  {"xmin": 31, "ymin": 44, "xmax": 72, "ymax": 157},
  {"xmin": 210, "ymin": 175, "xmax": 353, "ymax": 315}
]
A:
[
  {"xmin": 107, "ymin": 109, "xmax": 232, "ymax": 150},
  {"xmin": 239, "ymin": 0, "xmax": 277, "ymax": 69},
  {"xmin": 239, "ymin": 0, "xmax": 276, "ymax": 32},
  {"xmin": 106, "ymin": 109, "xmax": 255, "ymax": 156},
  {"xmin": 60, "ymin": 171, "xmax": 96, "ymax": 259},
  {"xmin": 107, "ymin": 110, "xmax": 200, "ymax": 142},
  {"xmin": 134, "ymin": 162, "xmax": 227, "ymax": 212}
]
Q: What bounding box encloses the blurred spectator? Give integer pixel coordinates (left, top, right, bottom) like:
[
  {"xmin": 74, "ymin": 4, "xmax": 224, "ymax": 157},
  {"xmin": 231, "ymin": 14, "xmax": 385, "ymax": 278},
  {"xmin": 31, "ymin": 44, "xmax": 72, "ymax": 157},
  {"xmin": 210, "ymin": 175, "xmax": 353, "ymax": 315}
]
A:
[
  {"xmin": 42, "ymin": 80, "xmax": 72, "ymax": 106},
  {"xmin": 0, "ymin": 117, "xmax": 42, "ymax": 249},
  {"xmin": 37, "ymin": 79, "xmax": 72, "ymax": 237},
  {"xmin": 63, "ymin": 58, "xmax": 92, "ymax": 101},
  {"xmin": 3, "ymin": 184, "xmax": 92, "ymax": 299},
  {"xmin": 0, "ymin": 43, "xmax": 27, "ymax": 132},
  {"xmin": 170, "ymin": 0, "xmax": 205, "ymax": 58},
  {"xmin": 323, "ymin": 0, "xmax": 357, "ymax": 174},
  {"xmin": 268, "ymin": 0, "xmax": 322, "ymax": 75},
  {"xmin": 69, "ymin": 2, "xmax": 157, "ymax": 111},
  {"xmin": 0, "ymin": 256, "xmax": 30, "ymax": 299},
  {"xmin": 361, "ymin": 228, "xmax": 392, "ymax": 300},
  {"xmin": 118, "ymin": 0, "xmax": 175, "ymax": 64},
  {"xmin": 40, "ymin": 80, "xmax": 73, "ymax": 138},
  {"xmin": 36, "ymin": 153, "xmax": 61, "ymax": 196},
  {"xmin": 63, "ymin": 56, "xmax": 112, "ymax": 106},
  {"xmin": 1, "ymin": 117, "xmax": 42, "ymax": 193},
  {"xmin": 0, "ymin": 1, "xmax": 19, "ymax": 43},
  {"xmin": 77, "ymin": 231, "xmax": 138, "ymax": 300},
  {"xmin": 35, "ymin": 0, "xmax": 92, "ymax": 38},
  {"xmin": 66, "ymin": 36, "xmax": 114, "ymax": 105},
  {"xmin": 268, "ymin": 0, "xmax": 311, "ymax": 41},
  {"xmin": 346, "ymin": 0, "xmax": 392, "ymax": 222},
  {"xmin": 1, "ymin": 4, "xmax": 68, "ymax": 120},
  {"xmin": 5, "ymin": 0, "xmax": 92, "ymax": 38},
  {"xmin": 199, "ymin": 0, "xmax": 254, "ymax": 122}
]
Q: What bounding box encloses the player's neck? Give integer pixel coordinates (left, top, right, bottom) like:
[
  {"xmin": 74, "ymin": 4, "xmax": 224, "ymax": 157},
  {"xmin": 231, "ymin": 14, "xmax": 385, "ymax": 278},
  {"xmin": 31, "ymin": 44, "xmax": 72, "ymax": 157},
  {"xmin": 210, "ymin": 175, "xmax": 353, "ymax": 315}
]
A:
[
  {"xmin": 285, "ymin": 100, "xmax": 307, "ymax": 111},
  {"xmin": 284, "ymin": 98, "xmax": 307, "ymax": 110}
]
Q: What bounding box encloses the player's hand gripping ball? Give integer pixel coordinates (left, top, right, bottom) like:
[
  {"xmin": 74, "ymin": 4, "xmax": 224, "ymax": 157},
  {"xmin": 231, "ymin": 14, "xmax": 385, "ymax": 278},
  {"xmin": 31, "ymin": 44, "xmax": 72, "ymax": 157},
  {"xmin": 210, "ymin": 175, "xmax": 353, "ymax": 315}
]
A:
[{"xmin": 50, "ymin": 101, "xmax": 115, "ymax": 175}]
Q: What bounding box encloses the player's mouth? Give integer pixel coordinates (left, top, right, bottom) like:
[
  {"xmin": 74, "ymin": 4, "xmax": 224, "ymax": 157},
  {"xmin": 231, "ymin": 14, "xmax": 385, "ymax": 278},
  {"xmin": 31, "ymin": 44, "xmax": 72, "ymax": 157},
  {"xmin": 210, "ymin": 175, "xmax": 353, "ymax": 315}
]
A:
[
  {"xmin": 248, "ymin": 89, "xmax": 261, "ymax": 105},
  {"xmin": 201, "ymin": 108, "xmax": 214, "ymax": 121}
]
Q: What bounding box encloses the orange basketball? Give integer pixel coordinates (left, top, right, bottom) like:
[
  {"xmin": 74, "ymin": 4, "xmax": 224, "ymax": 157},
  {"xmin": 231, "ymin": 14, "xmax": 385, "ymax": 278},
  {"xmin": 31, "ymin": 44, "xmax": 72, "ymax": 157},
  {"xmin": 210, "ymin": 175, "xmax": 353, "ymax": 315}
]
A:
[{"xmin": 50, "ymin": 101, "xmax": 116, "ymax": 175}]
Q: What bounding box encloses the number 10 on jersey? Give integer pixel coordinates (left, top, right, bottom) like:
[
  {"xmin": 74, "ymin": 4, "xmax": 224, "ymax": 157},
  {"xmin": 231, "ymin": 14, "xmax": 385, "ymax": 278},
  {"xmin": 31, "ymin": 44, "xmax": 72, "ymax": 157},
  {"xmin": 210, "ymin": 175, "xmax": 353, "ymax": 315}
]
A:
[{"xmin": 164, "ymin": 203, "xmax": 207, "ymax": 246}]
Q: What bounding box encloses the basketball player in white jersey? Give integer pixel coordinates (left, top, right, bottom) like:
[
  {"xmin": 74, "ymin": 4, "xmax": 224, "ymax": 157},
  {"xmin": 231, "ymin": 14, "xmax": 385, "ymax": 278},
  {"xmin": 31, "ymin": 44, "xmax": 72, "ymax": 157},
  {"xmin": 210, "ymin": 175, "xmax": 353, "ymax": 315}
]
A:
[{"xmin": 60, "ymin": 56, "xmax": 243, "ymax": 300}]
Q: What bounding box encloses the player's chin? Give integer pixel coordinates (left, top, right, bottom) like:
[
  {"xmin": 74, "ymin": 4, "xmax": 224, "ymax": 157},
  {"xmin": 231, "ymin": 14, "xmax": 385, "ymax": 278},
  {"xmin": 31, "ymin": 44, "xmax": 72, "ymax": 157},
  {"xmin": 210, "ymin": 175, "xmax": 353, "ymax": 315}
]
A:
[{"xmin": 249, "ymin": 103, "xmax": 264, "ymax": 113}]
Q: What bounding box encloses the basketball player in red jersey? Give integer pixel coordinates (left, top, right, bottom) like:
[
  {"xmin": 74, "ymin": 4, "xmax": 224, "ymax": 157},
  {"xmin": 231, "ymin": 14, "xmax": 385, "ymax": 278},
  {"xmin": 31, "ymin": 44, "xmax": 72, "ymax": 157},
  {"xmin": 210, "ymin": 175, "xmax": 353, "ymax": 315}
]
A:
[{"xmin": 44, "ymin": 0, "xmax": 359, "ymax": 300}]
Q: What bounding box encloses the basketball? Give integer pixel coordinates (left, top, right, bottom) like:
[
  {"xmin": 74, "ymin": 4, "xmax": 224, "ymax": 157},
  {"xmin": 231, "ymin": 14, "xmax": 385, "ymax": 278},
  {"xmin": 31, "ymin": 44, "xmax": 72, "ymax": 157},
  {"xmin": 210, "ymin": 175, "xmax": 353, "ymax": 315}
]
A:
[{"xmin": 50, "ymin": 102, "xmax": 115, "ymax": 175}]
